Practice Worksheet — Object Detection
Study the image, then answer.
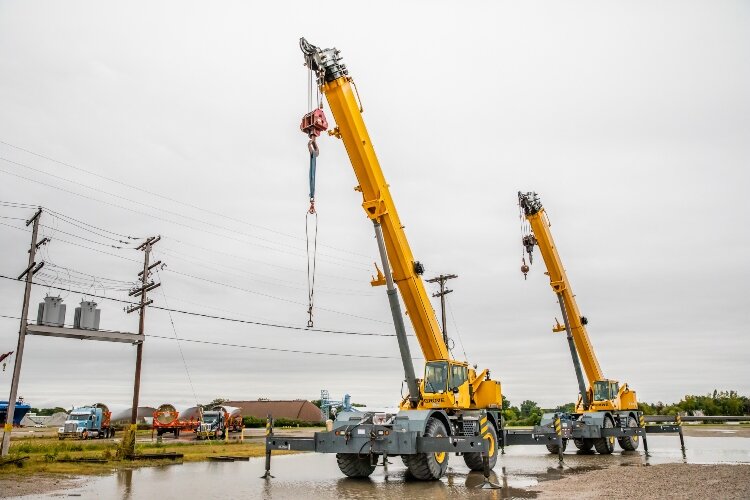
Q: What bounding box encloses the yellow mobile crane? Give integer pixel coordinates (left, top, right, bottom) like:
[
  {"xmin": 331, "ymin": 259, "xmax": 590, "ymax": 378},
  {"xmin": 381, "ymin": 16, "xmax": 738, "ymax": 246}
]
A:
[
  {"xmin": 519, "ymin": 191, "xmax": 648, "ymax": 455},
  {"xmin": 265, "ymin": 38, "xmax": 503, "ymax": 482}
]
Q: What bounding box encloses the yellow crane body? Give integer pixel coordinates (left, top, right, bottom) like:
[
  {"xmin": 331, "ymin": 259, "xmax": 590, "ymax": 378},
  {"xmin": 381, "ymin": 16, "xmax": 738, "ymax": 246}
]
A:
[
  {"xmin": 519, "ymin": 192, "xmax": 637, "ymax": 413},
  {"xmin": 321, "ymin": 77, "xmax": 448, "ymax": 363},
  {"xmin": 312, "ymin": 45, "xmax": 501, "ymax": 414}
]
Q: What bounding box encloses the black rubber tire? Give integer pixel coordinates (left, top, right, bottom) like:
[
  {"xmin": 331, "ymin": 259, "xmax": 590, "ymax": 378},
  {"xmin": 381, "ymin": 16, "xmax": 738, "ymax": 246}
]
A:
[
  {"xmin": 336, "ymin": 453, "xmax": 376, "ymax": 478},
  {"xmin": 618, "ymin": 415, "xmax": 640, "ymax": 451},
  {"xmin": 546, "ymin": 439, "xmax": 568, "ymax": 454},
  {"xmin": 574, "ymin": 438, "xmax": 594, "ymax": 451},
  {"xmin": 403, "ymin": 418, "xmax": 450, "ymax": 480},
  {"xmin": 594, "ymin": 415, "xmax": 616, "ymax": 454},
  {"xmin": 463, "ymin": 424, "xmax": 499, "ymax": 471}
]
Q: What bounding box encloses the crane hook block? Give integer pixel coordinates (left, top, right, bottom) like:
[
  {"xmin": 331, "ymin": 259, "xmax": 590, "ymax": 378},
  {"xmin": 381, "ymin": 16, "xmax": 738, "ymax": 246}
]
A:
[{"xmin": 300, "ymin": 108, "xmax": 329, "ymax": 137}]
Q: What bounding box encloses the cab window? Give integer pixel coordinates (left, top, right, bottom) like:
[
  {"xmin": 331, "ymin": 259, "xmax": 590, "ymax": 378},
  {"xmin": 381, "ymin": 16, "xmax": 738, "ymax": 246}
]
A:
[
  {"xmin": 450, "ymin": 364, "xmax": 468, "ymax": 389},
  {"xmin": 424, "ymin": 362, "xmax": 448, "ymax": 394},
  {"xmin": 610, "ymin": 382, "xmax": 619, "ymax": 398},
  {"xmin": 593, "ymin": 381, "xmax": 610, "ymax": 401}
]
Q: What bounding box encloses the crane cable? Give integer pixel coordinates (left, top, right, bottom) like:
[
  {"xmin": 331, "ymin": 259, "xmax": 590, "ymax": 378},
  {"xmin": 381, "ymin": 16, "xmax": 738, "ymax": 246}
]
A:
[{"xmin": 302, "ymin": 57, "xmax": 328, "ymax": 328}]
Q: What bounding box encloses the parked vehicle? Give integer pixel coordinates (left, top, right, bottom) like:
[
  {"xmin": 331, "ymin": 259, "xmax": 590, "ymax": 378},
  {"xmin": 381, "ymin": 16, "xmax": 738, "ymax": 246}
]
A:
[
  {"xmin": 58, "ymin": 403, "xmax": 113, "ymax": 439},
  {"xmin": 195, "ymin": 406, "xmax": 242, "ymax": 440},
  {"xmin": 152, "ymin": 404, "xmax": 199, "ymax": 437}
]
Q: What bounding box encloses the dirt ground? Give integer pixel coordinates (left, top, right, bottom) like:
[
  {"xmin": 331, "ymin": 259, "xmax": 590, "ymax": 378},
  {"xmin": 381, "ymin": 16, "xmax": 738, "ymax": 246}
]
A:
[
  {"xmin": 0, "ymin": 475, "xmax": 83, "ymax": 498},
  {"xmin": 681, "ymin": 425, "xmax": 750, "ymax": 438},
  {"xmin": 531, "ymin": 463, "xmax": 750, "ymax": 499}
]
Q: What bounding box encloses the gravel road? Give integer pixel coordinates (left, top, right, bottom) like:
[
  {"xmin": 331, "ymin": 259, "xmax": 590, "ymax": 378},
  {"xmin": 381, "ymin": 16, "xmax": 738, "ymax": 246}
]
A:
[{"xmin": 531, "ymin": 463, "xmax": 750, "ymax": 499}]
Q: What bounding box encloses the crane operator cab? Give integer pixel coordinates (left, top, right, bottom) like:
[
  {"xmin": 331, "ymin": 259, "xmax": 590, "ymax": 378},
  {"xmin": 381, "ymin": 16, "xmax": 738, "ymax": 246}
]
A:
[
  {"xmin": 593, "ymin": 380, "xmax": 619, "ymax": 403},
  {"xmin": 582, "ymin": 379, "xmax": 638, "ymax": 412},
  {"xmin": 416, "ymin": 360, "xmax": 472, "ymax": 409}
]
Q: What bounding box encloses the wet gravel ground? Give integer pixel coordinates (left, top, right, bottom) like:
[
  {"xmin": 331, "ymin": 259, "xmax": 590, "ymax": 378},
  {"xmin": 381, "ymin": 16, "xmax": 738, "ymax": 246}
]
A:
[
  {"xmin": 6, "ymin": 432, "xmax": 749, "ymax": 498},
  {"xmin": 531, "ymin": 463, "xmax": 750, "ymax": 499}
]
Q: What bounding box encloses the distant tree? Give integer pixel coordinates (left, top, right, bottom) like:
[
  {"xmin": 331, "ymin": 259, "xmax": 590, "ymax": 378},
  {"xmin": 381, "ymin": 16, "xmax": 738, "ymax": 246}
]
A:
[
  {"xmin": 502, "ymin": 395, "xmax": 511, "ymax": 411},
  {"xmin": 30, "ymin": 407, "xmax": 66, "ymax": 416},
  {"xmin": 200, "ymin": 398, "xmax": 227, "ymax": 410},
  {"xmin": 520, "ymin": 400, "xmax": 540, "ymax": 418},
  {"xmin": 554, "ymin": 402, "xmax": 576, "ymax": 413}
]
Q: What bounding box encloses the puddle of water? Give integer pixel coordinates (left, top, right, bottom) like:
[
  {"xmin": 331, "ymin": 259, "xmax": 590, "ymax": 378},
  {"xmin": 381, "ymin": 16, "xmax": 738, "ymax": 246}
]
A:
[{"xmin": 27, "ymin": 435, "xmax": 750, "ymax": 499}]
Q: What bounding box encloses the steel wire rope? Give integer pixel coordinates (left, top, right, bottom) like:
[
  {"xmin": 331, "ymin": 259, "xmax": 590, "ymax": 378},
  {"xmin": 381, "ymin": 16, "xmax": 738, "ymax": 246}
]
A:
[
  {"xmin": 0, "ymin": 158, "xmax": 373, "ymax": 267},
  {"xmin": 305, "ymin": 211, "xmax": 318, "ymax": 327},
  {"xmin": 0, "ymin": 139, "xmax": 372, "ymax": 259}
]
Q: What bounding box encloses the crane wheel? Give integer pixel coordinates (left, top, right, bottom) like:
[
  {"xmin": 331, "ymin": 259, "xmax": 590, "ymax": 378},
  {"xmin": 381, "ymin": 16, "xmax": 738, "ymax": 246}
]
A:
[
  {"xmin": 573, "ymin": 438, "xmax": 594, "ymax": 452},
  {"xmin": 403, "ymin": 417, "xmax": 449, "ymax": 480},
  {"xmin": 463, "ymin": 424, "xmax": 498, "ymax": 471},
  {"xmin": 618, "ymin": 415, "xmax": 640, "ymax": 451},
  {"xmin": 545, "ymin": 439, "xmax": 567, "ymax": 454},
  {"xmin": 336, "ymin": 453, "xmax": 376, "ymax": 478},
  {"xmin": 594, "ymin": 415, "xmax": 616, "ymax": 454}
]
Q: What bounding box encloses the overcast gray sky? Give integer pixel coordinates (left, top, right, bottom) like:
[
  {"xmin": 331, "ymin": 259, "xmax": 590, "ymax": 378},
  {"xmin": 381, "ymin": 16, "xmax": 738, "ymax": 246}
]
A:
[{"xmin": 0, "ymin": 0, "xmax": 748, "ymax": 412}]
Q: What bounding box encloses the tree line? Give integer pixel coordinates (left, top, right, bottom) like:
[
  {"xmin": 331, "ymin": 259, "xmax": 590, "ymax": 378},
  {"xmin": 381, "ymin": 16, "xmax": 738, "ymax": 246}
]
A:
[{"xmin": 503, "ymin": 390, "xmax": 749, "ymax": 427}]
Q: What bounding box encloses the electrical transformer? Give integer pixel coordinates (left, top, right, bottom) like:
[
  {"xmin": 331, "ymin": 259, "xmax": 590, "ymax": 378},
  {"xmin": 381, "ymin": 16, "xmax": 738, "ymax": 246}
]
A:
[
  {"xmin": 74, "ymin": 301, "xmax": 101, "ymax": 330},
  {"xmin": 36, "ymin": 296, "xmax": 66, "ymax": 327}
]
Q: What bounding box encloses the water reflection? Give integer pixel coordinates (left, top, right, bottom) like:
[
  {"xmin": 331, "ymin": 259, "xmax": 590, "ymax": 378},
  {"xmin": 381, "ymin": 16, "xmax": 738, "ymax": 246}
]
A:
[{"xmin": 27, "ymin": 435, "xmax": 750, "ymax": 499}]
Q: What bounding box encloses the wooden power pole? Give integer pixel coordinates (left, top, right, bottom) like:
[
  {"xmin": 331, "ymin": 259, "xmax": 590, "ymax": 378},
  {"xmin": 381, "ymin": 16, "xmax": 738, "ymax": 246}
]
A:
[
  {"xmin": 124, "ymin": 236, "xmax": 160, "ymax": 456},
  {"xmin": 426, "ymin": 273, "xmax": 457, "ymax": 347},
  {"xmin": 2, "ymin": 208, "xmax": 46, "ymax": 457}
]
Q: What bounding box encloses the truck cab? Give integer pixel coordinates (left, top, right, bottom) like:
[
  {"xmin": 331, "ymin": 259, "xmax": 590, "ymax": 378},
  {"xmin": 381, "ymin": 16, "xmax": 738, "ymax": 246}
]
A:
[
  {"xmin": 58, "ymin": 405, "xmax": 112, "ymax": 439},
  {"xmin": 196, "ymin": 410, "xmax": 225, "ymax": 440}
]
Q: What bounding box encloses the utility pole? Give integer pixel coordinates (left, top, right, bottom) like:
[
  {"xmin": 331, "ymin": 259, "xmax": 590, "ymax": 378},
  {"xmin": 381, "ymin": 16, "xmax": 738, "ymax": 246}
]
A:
[
  {"xmin": 124, "ymin": 236, "xmax": 160, "ymax": 457},
  {"xmin": 2, "ymin": 208, "xmax": 46, "ymax": 457},
  {"xmin": 426, "ymin": 274, "xmax": 457, "ymax": 347}
]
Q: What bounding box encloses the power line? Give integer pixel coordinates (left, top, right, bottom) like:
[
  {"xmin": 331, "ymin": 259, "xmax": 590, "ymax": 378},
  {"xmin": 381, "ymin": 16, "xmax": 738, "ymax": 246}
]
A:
[
  {"xmin": 2, "ymin": 219, "xmax": 382, "ymax": 323},
  {"xmin": 0, "ymin": 157, "xmax": 372, "ymax": 269},
  {"xmin": 0, "ymin": 313, "xmax": 401, "ymax": 360},
  {"xmin": 0, "ymin": 139, "xmax": 373, "ymax": 259},
  {"xmin": 162, "ymin": 268, "xmax": 388, "ymax": 324},
  {"xmin": 144, "ymin": 334, "xmax": 400, "ymax": 359},
  {"xmin": 0, "ymin": 275, "xmax": 395, "ymax": 337},
  {"xmin": 154, "ymin": 247, "xmax": 374, "ymax": 297},
  {"xmin": 161, "ymin": 240, "xmax": 363, "ymax": 283},
  {"xmin": 0, "ymin": 220, "xmax": 142, "ymax": 264},
  {"xmin": 45, "ymin": 209, "xmax": 141, "ymax": 242}
]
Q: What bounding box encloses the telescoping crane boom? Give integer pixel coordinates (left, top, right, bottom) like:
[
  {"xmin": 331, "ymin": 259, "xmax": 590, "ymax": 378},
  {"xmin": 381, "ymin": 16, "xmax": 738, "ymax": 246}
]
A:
[
  {"xmin": 265, "ymin": 38, "xmax": 504, "ymax": 483},
  {"xmin": 518, "ymin": 191, "xmax": 642, "ymax": 454}
]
